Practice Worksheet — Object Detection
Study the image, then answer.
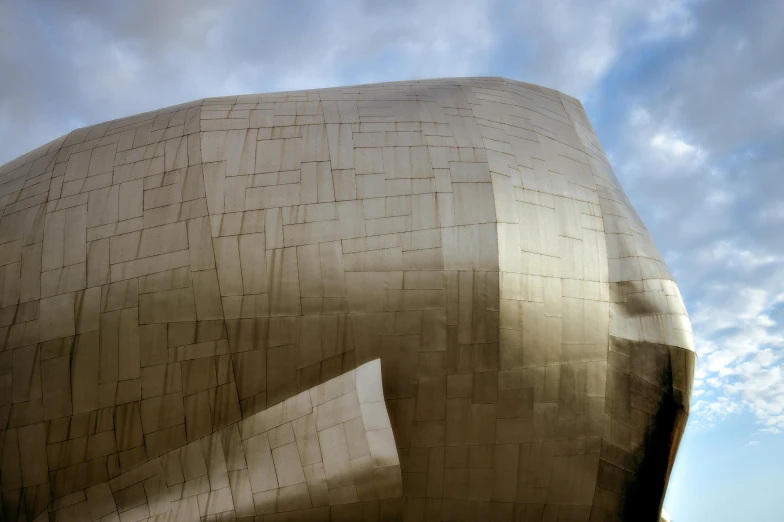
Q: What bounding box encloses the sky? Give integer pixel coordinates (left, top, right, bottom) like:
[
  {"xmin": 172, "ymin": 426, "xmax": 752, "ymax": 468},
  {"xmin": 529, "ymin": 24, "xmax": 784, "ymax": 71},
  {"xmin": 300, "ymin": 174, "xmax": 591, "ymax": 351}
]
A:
[{"xmin": 1, "ymin": 0, "xmax": 783, "ymax": 520}]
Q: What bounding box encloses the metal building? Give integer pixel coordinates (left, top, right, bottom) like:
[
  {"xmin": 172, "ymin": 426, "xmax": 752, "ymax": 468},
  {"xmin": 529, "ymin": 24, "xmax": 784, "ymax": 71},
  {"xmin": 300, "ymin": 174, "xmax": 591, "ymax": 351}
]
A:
[{"xmin": 0, "ymin": 78, "xmax": 694, "ymax": 521}]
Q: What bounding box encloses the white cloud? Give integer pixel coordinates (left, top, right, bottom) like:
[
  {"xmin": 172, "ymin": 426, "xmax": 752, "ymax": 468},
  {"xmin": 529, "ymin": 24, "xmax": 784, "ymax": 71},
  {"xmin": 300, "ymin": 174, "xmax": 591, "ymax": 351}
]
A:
[
  {"xmin": 695, "ymin": 241, "xmax": 777, "ymax": 270},
  {"xmin": 692, "ymin": 396, "xmax": 741, "ymax": 426},
  {"xmin": 751, "ymin": 76, "xmax": 784, "ymax": 100},
  {"xmin": 505, "ymin": 0, "xmax": 700, "ymax": 99},
  {"xmin": 704, "ymin": 190, "xmax": 733, "ymax": 207},
  {"xmin": 616, "ymin": 105, "xmax": 713, "ymax": 191},
  {"xmin": 685, "ymin": 244, "xmax": 784, "ymax": 431},
  {"xmin": 650, "ymin": 132, "xmax": 705, "ymax": 159},
  {"xmin": 642, "ymin": 0, "xmax": 697, "ymax": 41},
  {"xmin": 630, "ymin": 106, "xmax": 652, "ymax": 125},
  {"xmin": 755, "ymin": 201, "xmax": 784, "ymax": 224}
]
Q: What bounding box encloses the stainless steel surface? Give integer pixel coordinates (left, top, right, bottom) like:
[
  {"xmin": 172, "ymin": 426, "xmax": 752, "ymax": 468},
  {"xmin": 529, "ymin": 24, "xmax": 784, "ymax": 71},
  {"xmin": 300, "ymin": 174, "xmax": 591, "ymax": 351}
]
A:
[{"xmin": 0, "ymin": 77, "xmax": 694, "ymax": 521}]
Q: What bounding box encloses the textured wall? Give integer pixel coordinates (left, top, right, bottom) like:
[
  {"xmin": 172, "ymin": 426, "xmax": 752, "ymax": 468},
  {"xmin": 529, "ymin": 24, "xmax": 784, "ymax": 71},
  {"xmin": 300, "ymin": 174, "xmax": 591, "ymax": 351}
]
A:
[{"xmin": 0, "ymin": 77, "xmax": 694, "ymax": 522}]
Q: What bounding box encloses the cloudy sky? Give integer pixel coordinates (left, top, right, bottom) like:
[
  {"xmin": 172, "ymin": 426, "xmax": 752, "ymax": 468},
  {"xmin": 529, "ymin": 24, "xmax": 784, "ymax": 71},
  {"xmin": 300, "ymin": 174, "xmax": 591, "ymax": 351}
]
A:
[{"xmin": 2, "ymin": 0, "xmax": 783, "ymax": 519}]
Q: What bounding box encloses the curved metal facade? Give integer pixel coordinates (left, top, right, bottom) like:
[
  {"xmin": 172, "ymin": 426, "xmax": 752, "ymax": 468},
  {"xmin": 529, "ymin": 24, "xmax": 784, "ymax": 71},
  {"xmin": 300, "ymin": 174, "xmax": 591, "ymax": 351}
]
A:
[{"xmin": 0, "ymin": 77, "xmax": 695, "ymax": 522}]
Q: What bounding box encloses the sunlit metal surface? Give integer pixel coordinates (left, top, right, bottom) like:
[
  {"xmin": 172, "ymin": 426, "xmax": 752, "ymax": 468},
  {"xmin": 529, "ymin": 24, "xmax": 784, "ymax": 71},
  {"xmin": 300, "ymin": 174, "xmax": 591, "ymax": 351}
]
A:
[{"xmin": 0, "ymin": 77, "xmax": 694, "ymax": 521}]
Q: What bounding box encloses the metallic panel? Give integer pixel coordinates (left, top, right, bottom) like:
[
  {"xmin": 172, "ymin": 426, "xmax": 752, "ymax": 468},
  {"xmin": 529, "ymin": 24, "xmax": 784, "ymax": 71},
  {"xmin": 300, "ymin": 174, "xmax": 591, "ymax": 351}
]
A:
[{"xmin": 0, "ymin": 77, "xmax": 694, "ymax": 522}]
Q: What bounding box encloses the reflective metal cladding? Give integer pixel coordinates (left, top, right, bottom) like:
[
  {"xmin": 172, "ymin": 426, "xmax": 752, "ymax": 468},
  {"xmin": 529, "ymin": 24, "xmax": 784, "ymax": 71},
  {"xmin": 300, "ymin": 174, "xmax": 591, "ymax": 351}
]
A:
[{"xmin": 0, "ymin": 77, "xmax": 695, "ymax": 522}]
